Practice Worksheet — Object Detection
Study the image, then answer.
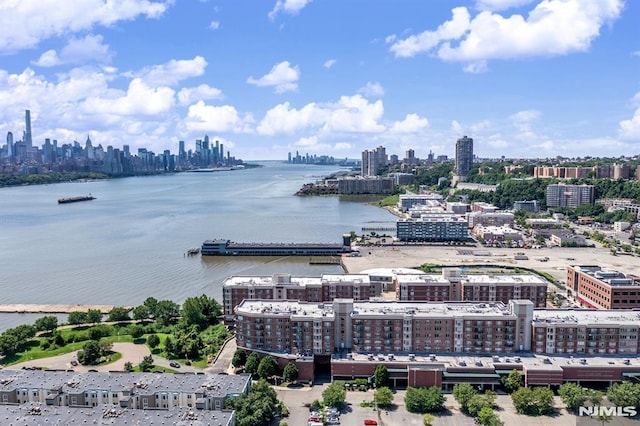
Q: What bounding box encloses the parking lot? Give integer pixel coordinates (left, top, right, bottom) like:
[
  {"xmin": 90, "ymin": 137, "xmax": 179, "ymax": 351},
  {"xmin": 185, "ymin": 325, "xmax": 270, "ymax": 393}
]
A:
[{"xmin": 274, "ymin": 383, "xmax": 586, "ymax": 426}]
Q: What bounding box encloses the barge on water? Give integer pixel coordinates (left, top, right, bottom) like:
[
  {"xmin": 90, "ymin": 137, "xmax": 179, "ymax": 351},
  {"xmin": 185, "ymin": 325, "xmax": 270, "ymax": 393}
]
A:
[
  {"xmin": 201, "ymin": 235, "xmax": 353, "ymax": 256},
  {"xmin": 58, "ymin": 195, "xmax": 96, "ymax": 204}
]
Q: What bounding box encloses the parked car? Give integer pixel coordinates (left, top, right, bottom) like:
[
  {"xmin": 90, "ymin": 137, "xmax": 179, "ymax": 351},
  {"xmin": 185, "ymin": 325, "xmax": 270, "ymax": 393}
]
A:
[
  {"xmin": 169, "ymin": 361, "xmax": 180, "ymax": 368},
  {"xmin": 327, "ymin": 417, "xmax": 340, "ymax": 424},
  {"xmin": 70, "ymin": 360, "xmax": 78, "ymax": 366},
  {"xmin": 364, "ymin": 420, "xmax": 378, "ymax": 426}
]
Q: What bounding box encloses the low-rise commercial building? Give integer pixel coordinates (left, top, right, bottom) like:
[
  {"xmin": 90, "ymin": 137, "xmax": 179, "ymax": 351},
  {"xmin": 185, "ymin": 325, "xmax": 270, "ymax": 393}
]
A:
[{"xmin": 567, "ymin": 265, "xmax": 640, "ymax": 309}]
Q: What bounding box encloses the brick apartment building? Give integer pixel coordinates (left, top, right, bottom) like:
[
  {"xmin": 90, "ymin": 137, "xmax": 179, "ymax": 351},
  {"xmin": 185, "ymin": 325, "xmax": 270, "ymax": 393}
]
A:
[
  {"xmin": 395, "ymin": 269, "xmax": 547, "ymax": 307},
  {"xmin": 235, "ymin": 299, "xmax": 534, "ymax": 355},
  {"xmin": 234, "ymin": 298, "xmax": 640, "ymax": 388},
  {"xmin": 223, "ymin": 269, "xmax": 549, "ymax": 322},
  {"xmin": 567, "ymin": 265, "xmax": 640, "ymax": 309}
]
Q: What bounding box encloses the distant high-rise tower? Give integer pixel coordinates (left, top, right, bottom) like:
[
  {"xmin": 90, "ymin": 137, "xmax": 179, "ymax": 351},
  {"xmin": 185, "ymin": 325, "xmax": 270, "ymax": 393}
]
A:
[
  {"xmin": 6, "ymin": 131, "xmax": 13, "ymax": 157},
  {"xmin": 455, "ymin": 136, "xmax": 473, "ymax": 179},
  {"xmin": 361, "ymin": 145, "xmax": 387, "ymax": 177},
  {"xmin": 24, "ymin": 109, "xmax": 33, "ymax": 150}
]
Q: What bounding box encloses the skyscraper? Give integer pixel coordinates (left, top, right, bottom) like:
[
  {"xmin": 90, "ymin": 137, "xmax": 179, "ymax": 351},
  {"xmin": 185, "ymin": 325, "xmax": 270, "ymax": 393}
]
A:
[
  {"xmin": 6, "ymin": 131, "xmax": 13, "ymax": 157},
  {"xmin": 24, "ymin": 109, "xmax": 32, "ymax": 150},
  {"xmin": 455, "ymin": 136, "xmax": 473, "ymax": 179}
]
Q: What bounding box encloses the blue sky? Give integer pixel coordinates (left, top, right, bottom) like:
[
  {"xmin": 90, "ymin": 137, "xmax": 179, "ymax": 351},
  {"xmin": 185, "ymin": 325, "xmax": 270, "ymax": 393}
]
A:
[{"xmin": 1, "ymin": 0, "xmax": 639, "ymax": 161}]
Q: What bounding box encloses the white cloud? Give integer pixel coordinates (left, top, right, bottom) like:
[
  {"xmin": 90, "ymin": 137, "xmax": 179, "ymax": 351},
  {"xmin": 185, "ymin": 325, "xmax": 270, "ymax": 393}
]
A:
[
  {"xmin": 390, "ymin": 113, "xmax": 429, "ymax": 133},
  {"xmin": 209, "ymin": 21, "xmax": 220, "ymax": 30},
  {"xmin": 390, "ymin": 0, "xmax": 623, "ymax": 69},
  {"xmin": 475, "ymin": 0, "xmax": 537, "ymax": 12},
  {"xmin": 257, "ymin": 94, "xmax": 385, "ymax": 136},
  {"xmin": 185, "ymin": 100, "xmax": 252, "ymax": 133},
  {"xmin": 451, "ymin": 120, "xmax": 464, "ymax": 135},
  {"xmin": 32, "ymin": 35, "xmax": 112, "ymax": 67},
  {"xmin": 137, "ymin": 56, "xmax": 208, "ymax": 86},
  {"xmin": 619, "ymin": 97, "xmax": 640, "ymax": 141},
  {"xmin": 633, "ymin": 51, "xmax": 640, "ymax": 57},
  {"xmin": 463, "ymin": 61, "xmax": 488, "ymax": 74},
  {"xmin": 81, "ymin": 78, "xmax": 175, "ymax": 117},
  {"xmin": 358, "ymin": 81, "xmax": 385, "ymax": 97},
  {"xmin": 247, "ymin": 61, "xmax": 300, "ymax": 93},
  {"xmin": 389, "ymin": 7, "xmax": 470, "ymax": 58},
  {"xmin": 257, "ymin": 102, "xmax": 323, "ymax": 135},
  {"xmin": 177, "ymin": 84, "xmax": 223, "ymax": 106},
  {"xmin": 322, "ymin": 95, "xmax": 385, "ymax": 133},
  {"xmin": 0, "ymin": 0, "xmax": 169, "ymax": 54},
  {"xmin": 323, "ymin": 59, "xmax": 336, "ymax": 69},
  {"xmin": 268, "ymin": 0, "xmax": 312, "ymax": 20}
]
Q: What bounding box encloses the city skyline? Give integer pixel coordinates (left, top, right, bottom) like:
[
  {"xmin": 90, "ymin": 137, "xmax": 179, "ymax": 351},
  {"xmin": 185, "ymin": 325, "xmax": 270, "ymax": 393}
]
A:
[{"xmin": 0, "ymin": 1, "xmax": 639, "ymax": 161}]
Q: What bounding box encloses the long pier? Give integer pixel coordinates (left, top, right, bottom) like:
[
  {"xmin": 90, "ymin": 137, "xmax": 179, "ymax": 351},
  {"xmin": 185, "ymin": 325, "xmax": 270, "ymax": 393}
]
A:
[{"xmin": 0, "ymin": 304, "xmax": 126, "ymax": 314}]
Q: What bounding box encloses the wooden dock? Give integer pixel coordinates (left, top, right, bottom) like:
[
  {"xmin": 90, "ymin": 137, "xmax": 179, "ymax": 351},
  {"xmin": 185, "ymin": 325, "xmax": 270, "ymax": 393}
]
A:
[{"xmin": 0, "ymin": 304, "xmax": 125, "ymax": 314}]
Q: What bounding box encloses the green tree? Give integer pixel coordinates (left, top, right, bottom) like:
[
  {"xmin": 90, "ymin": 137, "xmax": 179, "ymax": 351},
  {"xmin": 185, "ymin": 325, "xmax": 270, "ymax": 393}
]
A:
[
  {"xmin": 68, "ymin": 311, "xmax": 88, "ymax": 325},
  {"xmin": 129, "ymin": 324, "xmax": 145, "ymax": 339},
  {"xmin": 245, "ymin": 352, "xmax": 260, "ymax": 376},
  {"xmin": 423, "ymin": 413, "xmax": 434, "ymax": 426},
  {"xmin": 77, "ymin": 340, "xmax": 102, "ymax": 365},
  {"xmin": 607, "ymin": 382, "xmax": 640, "ymax": 410},
  {"xmin": 147, "ymin": 334, "xmax": 160, "ymax": 348},
  {"xmin": 124, "ymin": 361, "xmax": 134, "ymax": 372},
  {"xmin": 558, "ymin": 383, "xmax": 588, "ymax": 410},
  {"xmin": 282, "ymin": 361, "xmax": 299, "ymax": 383},
  {"xmin": 229, "ymin": 380, "xmax": 279, "ymax": 426},
  {"xmin": 180, "ymin": 294, "xmax": 222, "ymax": 330},
  {"xmin": 322, "ymin": 381, "xmax": 347, "ymax": 409},
  {"xmin": 232, "ymin": 349, "xmax": 247, "ymax": 368},
  {"xmin": 453, "ymin": 383, "xmax": 477, "ymax": 413},
  {"xmin": 467, "ymin": 392, "xmax": 496, "ymax": 417},
  {"xmin": 143, "ymin": 297, "xmax": 159, "ymax": 318},
  {"xmin": 131, "ymin": 305, "xmax": 150, "ymax": 320},
  {"xmin": 107, "ymin": 307, "xmax": 131, "ymax": 322},
  {"xmin": 511, "ymin": 387, "xmax": 554, "ymax": 416},
  {"xmin": 503, "ymin": 369, "xmax": 523, "ymax": 393},
  {"xmin": 154, "ymin": 300, "xmax": 180, "ymax": 325},
  {"xmin": 374, "ymin": 386, "xmax": 394, "ymax": 408},
  {"xmin": 374, "ymin": 364, "xmax": 389, "ymax": 388},
  {"xmin": 139, "ymin": 354, "xmax": 154, "ymax": 372},
  {"xmin": 34, "ymin": 316, "xmax": 58, "ymax": 333},
  {"xmin": 257, "ymin": 355, "xmax": 278, "ymax": 380},
  {"xmin": 405, "ymin": 386, "xmax": 445, "ymax": 413},
  {"xmin": 477, "ymin": 406, "xmax": 504, "ymax": 426},
  {"xmin": 86, "ymin": 309, "xmax": 103, "ymax": 324}
]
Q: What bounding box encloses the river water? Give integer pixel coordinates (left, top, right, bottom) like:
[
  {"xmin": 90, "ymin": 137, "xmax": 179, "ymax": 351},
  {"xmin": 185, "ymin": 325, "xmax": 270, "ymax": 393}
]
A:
[{"xmin": 0, "ymin": 162, "xmax": 395, "ymax": 331}]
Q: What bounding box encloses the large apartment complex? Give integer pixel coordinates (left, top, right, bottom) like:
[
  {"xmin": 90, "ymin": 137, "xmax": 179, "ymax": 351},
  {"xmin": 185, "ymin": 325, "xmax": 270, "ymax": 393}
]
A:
[
  {"xmin": 235, "ymin": 298, "xmax": 640, "ymax": 358},
  {"xmin": 567, "ymin": 265, "xmax": 640, "ymax": 309},
  {"xmin": 222, "ymin": 269, "xmax": 549, "ymax": 320},
  {"xmin": 235, "ymin": 299, "xmax": 534, "ymax": 356},
  {"xmin": 546, "ymin": 183, "xmax": 595, "ymax": 208}
]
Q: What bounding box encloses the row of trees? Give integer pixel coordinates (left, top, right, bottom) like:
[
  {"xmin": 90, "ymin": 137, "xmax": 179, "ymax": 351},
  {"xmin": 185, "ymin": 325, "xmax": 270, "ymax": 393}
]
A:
[
  {"xmin": 452, "ymin": 383, "xmax": 503, "ymax": 425},
  {"xmin": 232, "ymin": 350, "xmax": 300, "ymax": 383}
]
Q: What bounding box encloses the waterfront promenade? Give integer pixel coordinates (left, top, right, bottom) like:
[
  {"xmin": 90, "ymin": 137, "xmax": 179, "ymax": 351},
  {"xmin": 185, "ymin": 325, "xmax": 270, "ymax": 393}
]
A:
[{"xmin": 0, "ymin": 304, "xmax": 125, "ymax": 314}]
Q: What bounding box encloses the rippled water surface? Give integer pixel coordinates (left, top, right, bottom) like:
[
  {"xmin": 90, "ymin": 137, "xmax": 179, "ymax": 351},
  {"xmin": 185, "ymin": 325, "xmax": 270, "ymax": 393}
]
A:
[{"xmin": 0, "ymin": 162, "xmax": 395, "ymax": 330}]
